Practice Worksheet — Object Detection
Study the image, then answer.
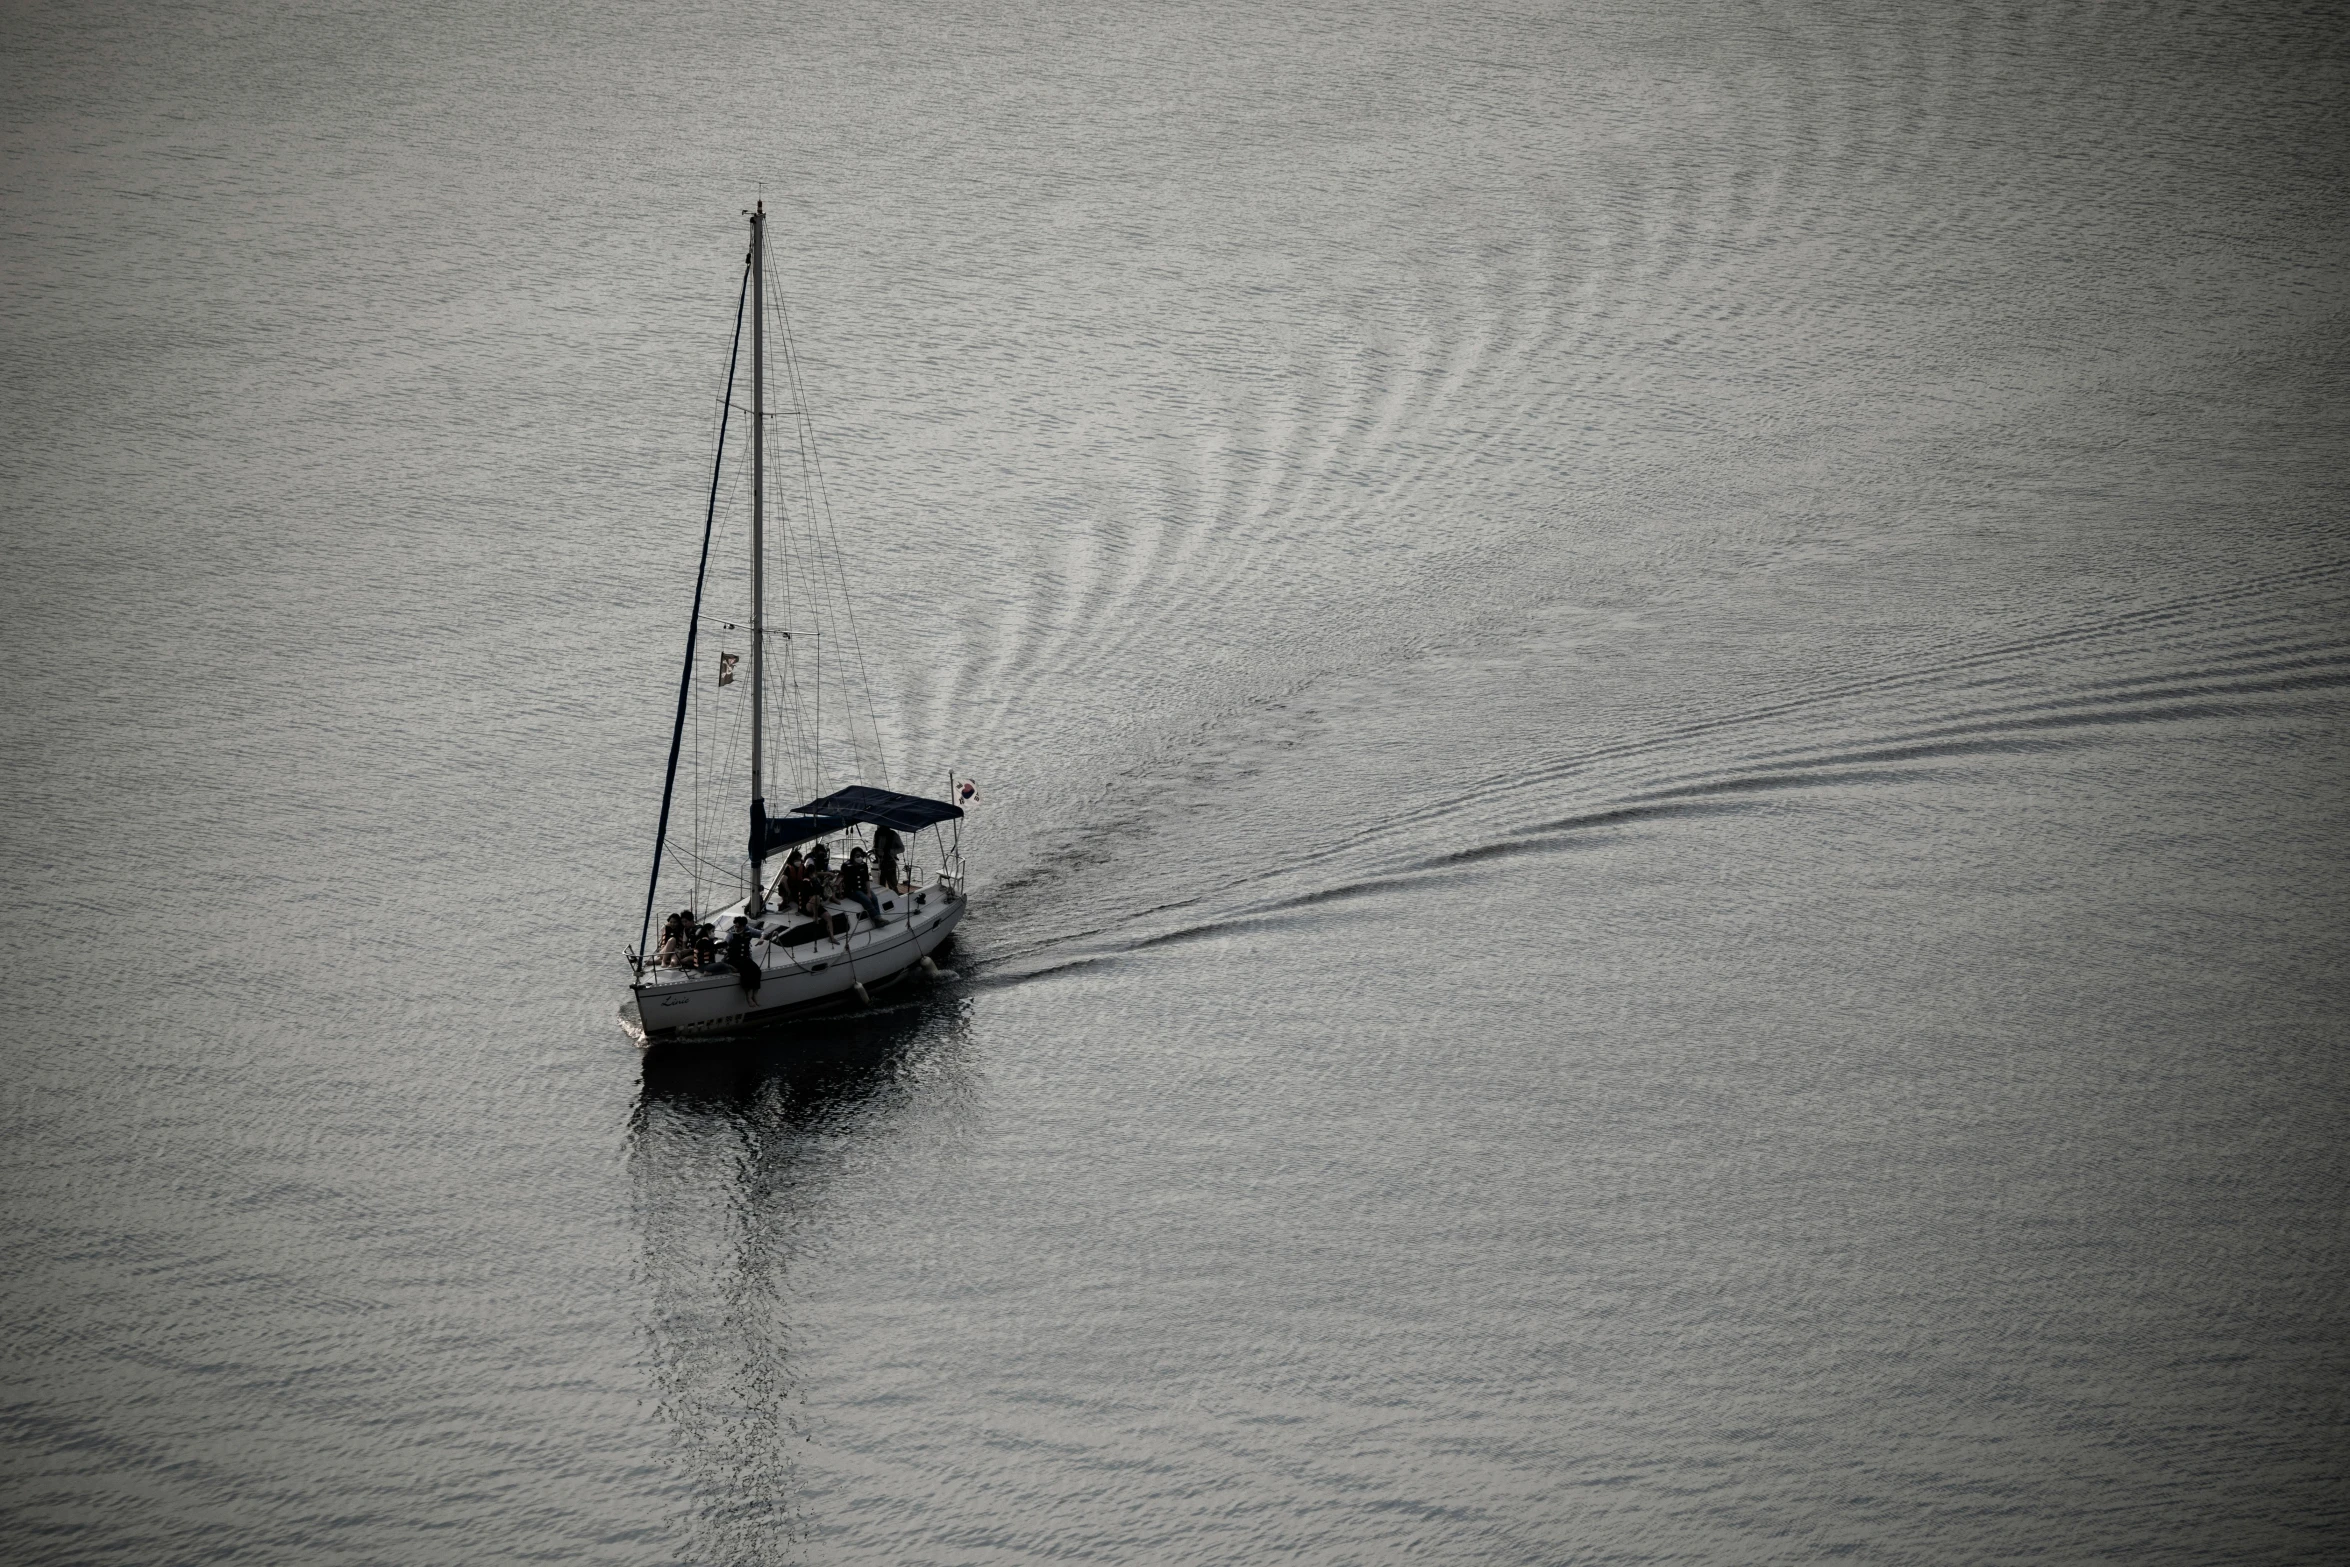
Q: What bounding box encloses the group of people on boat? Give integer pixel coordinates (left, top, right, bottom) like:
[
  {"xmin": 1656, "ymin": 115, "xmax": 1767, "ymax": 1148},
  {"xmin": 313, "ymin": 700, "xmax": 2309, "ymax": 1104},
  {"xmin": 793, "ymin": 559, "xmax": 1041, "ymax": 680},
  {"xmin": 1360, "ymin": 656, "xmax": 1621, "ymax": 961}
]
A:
[
  {"xmin": 649, "ymin": 826, "xmax": 912, "ymax": 980},
  {"xmin": 652, "ymin": 912, "xmax": 778, "ymax": 996},
  {"xmin": 653, "ymin": 912, "xmax": 719, "ymax": 970},
  {"xmin": 771, "ymin": 824, "xmax": 905, "ymax": 927}
]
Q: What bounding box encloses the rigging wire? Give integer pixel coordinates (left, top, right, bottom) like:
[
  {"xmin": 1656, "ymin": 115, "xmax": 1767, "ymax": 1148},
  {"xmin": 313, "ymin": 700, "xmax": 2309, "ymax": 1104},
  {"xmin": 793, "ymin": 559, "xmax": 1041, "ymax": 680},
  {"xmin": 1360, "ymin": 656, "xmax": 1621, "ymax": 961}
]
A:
[
  {"xmin": 769, "ymin": 240, "xmax": 891, "ymax": 789},
  {"xmin": 662, "ymin": 834, "xmax": 747, "ymax": 886},
  {"xmin": 635, "ymin": 252, "xmax": 751, "ymax": 965},
  {"xmin": 690, "ymin": 453, "xmax": 747, "ymax": 911}
]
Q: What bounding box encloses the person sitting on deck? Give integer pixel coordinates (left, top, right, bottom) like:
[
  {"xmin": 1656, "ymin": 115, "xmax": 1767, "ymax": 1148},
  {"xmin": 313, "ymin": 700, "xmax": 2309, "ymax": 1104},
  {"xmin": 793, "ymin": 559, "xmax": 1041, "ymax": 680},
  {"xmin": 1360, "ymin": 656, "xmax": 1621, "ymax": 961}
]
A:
[
  {"xmin": 840, "ymin": 847, "xmax": 886, "ymax": 925},
  {"xmin": 655, "ymin": 913, "xmax": 687, "ymax": 968},
  {"xmin": 777, "ymin": 851, "xmax": 821, "ymax": 920},
  {"xmin": 693, "ymin": 922, "xmax": 719, "ymax": 970},
  {"xmin": 807, "ymin": 840, "xmax": 831, "ymax": 883},
  {"xmin": 724, "ymin": 915, "xmax": 760, "ymax": 998},
  {"xmin": 873, "ymin": 824, "xmax": 904, "ymax": 891}
]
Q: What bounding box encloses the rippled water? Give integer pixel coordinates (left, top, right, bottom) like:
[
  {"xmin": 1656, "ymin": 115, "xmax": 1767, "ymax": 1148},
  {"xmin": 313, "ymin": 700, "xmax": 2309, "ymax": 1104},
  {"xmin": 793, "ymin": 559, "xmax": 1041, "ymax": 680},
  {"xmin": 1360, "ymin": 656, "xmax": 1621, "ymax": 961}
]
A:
[{"xmin": 5, "ymin": 0, "xmax": 2346, "ymax": 1561}]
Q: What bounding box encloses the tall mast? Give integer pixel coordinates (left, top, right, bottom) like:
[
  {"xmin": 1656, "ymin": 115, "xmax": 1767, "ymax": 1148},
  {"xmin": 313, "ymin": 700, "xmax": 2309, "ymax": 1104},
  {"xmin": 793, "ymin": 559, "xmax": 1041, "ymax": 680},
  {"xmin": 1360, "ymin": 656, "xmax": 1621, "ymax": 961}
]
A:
[{"xmin": 748, "ymin": 201, "xmax": 768, "ymax": 907}]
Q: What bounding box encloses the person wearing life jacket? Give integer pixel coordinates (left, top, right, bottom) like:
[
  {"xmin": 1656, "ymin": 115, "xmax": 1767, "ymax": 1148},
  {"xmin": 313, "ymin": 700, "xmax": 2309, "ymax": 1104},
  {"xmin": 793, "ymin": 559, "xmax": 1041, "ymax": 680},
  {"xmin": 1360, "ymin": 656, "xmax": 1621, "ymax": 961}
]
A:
[
  {"xmin": 840, "ymin": 847, "xmax": 886, "ymax": 925},
  {"xmin": 775, "ymin": 848, "xmax": 811, "ymax": 912},
  {"xmin": 724, "ymin": 915, "xmax": 761, "ymax": 998}
]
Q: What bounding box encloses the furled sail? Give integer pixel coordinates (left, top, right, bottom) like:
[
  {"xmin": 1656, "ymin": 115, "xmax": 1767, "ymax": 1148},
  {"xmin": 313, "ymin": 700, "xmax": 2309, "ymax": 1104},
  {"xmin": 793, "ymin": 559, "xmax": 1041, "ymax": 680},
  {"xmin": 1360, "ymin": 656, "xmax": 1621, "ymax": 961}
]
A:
[{"xmin": 750, "ymin": 801, "xmax": 852, "ymax": 862}]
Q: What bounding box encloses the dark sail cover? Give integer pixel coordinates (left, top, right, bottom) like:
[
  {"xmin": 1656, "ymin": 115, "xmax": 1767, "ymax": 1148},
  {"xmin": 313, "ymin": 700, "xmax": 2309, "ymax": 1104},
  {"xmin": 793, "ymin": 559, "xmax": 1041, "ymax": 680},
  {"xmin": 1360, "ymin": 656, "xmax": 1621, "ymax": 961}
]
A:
[
  {"xmin": 750, "ymin": 801, "xmax": 850, "ymax": 861},
  {"xmin": 790, "ymin": 784, "xmax": 965, "ymax": 832}
]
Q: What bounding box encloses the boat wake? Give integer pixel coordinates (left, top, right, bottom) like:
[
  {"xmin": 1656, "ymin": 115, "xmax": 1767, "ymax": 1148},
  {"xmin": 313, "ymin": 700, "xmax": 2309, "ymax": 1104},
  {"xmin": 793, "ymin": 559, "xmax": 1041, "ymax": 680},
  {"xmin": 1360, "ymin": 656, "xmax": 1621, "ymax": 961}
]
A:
[{"xmin": 966, "ymin": 557, "xmax": 2350, "ymax": 987}]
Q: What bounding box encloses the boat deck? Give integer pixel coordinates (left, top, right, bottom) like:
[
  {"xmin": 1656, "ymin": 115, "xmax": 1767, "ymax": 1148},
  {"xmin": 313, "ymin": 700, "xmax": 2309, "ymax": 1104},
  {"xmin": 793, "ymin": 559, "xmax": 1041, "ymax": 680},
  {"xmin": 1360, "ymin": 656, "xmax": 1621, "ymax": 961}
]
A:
[{"xmin": 629, "ymin": 875, "xmax": 965, "ymax": 1037}]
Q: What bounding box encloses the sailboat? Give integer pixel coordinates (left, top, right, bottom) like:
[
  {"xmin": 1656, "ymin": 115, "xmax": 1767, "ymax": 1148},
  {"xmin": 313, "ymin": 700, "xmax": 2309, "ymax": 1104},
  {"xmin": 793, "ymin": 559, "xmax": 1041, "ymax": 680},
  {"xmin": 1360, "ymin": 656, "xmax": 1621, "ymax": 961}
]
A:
[{"xmin": 620, "ymin": 202, "xmax": 969, "ymax": 1043}]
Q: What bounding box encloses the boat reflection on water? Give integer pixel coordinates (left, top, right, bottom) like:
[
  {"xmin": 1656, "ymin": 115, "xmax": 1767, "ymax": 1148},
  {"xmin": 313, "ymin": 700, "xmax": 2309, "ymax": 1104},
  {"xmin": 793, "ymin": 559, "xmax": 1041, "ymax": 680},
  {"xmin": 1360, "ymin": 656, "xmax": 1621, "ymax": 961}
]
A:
[{"xmin": 628, "ymin": 989, "xmax": 976, "ymax": 1560}]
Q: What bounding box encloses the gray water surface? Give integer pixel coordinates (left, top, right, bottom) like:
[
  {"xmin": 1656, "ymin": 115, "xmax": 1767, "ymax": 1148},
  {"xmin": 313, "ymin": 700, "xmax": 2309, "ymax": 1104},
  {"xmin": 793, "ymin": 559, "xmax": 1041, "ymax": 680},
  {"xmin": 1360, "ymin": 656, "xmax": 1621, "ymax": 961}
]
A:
[{"xmin": 4, "ymin": 1, "xmax": 2346, "ymax": 1562}]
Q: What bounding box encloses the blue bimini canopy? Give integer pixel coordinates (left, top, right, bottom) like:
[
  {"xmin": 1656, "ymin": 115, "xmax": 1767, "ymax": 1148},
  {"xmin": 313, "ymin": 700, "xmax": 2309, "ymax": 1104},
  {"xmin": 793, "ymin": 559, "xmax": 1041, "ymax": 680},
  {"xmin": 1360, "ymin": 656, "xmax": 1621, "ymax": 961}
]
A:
[{"xmin": 790, "ymin": 784, "xmax": 965, "ymax": 833}]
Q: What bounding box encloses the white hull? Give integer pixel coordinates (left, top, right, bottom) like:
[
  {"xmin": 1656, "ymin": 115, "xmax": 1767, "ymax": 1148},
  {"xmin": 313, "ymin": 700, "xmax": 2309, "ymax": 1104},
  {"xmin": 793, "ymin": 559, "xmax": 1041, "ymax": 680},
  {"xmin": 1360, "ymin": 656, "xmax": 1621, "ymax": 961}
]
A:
[{"xmin": 627, "ymin": 883, "xmax": 966, "ymax": 1041}]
